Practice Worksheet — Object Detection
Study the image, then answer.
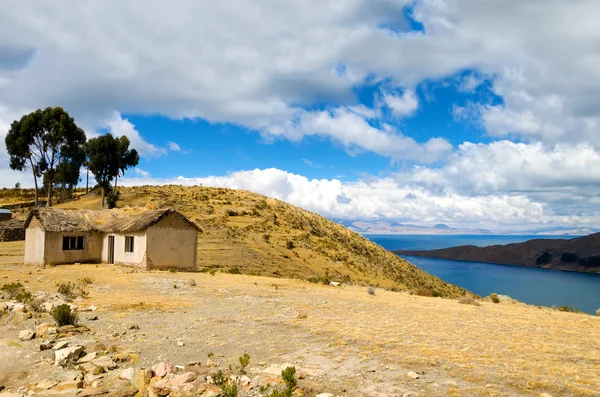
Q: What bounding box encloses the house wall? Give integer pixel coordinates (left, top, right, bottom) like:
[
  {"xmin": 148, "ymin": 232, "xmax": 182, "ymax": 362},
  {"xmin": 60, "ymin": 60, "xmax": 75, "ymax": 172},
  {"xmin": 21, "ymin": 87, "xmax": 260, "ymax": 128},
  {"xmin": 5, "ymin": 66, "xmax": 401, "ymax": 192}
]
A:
[
  {"xmin": 101, "ymin": 231, "xmax": 147, "ymax": 267},
  {"xmin": 24, "ymin": 218, "xmax": 45, "ymax": 266},
  {"xmin": 145, "ymin": 213, "xmax": 198, "ymax": 270},
  {"xmin": 43, "ymin": 231, "xmax": 103, "ymax": 265}
]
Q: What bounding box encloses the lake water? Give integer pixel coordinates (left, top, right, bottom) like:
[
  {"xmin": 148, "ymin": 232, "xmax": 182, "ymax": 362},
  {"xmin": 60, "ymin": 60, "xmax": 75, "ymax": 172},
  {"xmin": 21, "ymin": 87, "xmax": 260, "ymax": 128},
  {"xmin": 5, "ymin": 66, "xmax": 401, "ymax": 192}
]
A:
[{"xmin": 366, "ymin": 234, "xmax": 600, "ymax": 314}]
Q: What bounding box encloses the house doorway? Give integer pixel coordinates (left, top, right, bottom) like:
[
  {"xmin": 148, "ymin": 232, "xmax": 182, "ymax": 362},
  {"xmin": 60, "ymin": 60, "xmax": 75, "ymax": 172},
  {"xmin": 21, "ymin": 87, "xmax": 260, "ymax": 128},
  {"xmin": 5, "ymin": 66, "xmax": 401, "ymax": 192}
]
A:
[{"xmin": 108, "ymin": 236, "xmax": 115, "ymax": 264}]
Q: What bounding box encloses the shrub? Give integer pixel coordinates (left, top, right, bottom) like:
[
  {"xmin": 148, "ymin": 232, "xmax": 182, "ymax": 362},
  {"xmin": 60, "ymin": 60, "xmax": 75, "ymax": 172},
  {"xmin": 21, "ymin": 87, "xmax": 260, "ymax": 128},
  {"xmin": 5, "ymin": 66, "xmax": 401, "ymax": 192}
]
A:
[
  {"xmin": 413, "ymin": 287, "xmax": 434, "ymax": 297},
  {"xmin": 536, "ymin": 252, "xmax": 552, "ymax": 265},
  {"xmin": 106, "ymin": 190, "xmax": 119, "ymax": 209},
  {"xmin": 263, "ymin": 234, "xmax": 270, "ymax": 243},
  {"xmin": 458, "ymin": 295, "xmax": 481, "ymax": 306},
  {"xmin": 367, "ymin": 286, "xmax": 376, "ymax": 295},
  {"xmin": 557, "ymin": 305, "xmax": 580, "ymax": 313},
  {"xmin": 226, "ymin": 210, "xmax": 240, "ymax": 216},
  {"xmin": 15, "ymin": 290, "xmax": 33, "ymax": 303},
  {"xmin": 489, "ymin": 293, "xmax": 500, "ymax": 304},
  {"xmin": 187, "ymin": 278, "xmax": 197, "ymax": 287},
  {"xmin": 51, "ymin": 304, "xmax": 79, "ymax": 326},
  {"xmin": 307, "ymin": 277, "xmax": 320, "ymax": 283},
  {"xmin": 228, "ymin": 266, "xmax": 241, "ymax": 274},
  {"xmin": 1, "ymin": 282, "xmax": 25, "ymax": 300},
  {"xmin": 596, "ymin": 309, "xmax": 600, "ymax": 317},
  {"xmin": 80, "ymin": 277, "xmax": 94, "ymax": 285},
  {"xmin": 56, "ymin": 282, "xmax": 78, "ymax": 300},
  {"xmin": 286, "ymin": 241, "xmax": 295, "ymax": 250}
]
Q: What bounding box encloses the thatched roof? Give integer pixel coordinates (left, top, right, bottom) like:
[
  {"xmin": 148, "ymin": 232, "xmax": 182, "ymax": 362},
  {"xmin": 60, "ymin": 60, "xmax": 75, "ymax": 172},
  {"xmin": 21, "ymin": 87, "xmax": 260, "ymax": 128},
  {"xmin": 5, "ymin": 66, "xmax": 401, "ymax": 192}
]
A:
[{"xmin": 24, "ymin": 208, "xmax": 199, "ymax": 233}]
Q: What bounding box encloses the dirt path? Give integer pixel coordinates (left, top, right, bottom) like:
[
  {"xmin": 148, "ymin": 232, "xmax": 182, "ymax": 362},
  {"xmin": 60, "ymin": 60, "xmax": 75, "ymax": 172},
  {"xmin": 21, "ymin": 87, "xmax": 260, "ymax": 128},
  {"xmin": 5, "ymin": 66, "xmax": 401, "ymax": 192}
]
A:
[{"xmin": 2, "ymin": 259, "xmax": 600, "ymax": 396}]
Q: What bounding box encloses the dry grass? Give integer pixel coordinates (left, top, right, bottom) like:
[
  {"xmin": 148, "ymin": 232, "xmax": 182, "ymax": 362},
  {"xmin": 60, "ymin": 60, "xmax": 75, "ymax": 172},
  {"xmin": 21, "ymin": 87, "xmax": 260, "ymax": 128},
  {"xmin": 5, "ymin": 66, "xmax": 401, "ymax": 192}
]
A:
[
  {"xmin": 21, "ymin": 185, "xmax": 468, "ymax": 297},
  {"xmin": 1, "ymin": 257, "xmax": 599, "ymax": 396}
]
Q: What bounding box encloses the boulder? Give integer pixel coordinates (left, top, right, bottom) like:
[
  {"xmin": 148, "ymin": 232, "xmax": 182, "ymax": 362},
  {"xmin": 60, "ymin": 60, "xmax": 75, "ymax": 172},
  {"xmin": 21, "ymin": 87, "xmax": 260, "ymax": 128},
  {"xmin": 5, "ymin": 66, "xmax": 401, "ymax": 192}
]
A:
[
  {"xmin": 19, "ymin": 329, "xmax": 35, "ymax": 341},
  {"xmin": 53, "ymin": 341, "xmax": 70, "ymax": 350},
  {"xmin": 36, "ymin": 323, "xmax": 51, "ymax": 339},
  {"xmin": 407, "ymin": 371, "xmax": 419, "ymax": 379},
  {"xmin": 77, "ymin": 388, "xmax": 108, "ymax": 397},
  {"xmin": 150, "ymin": 362, "xmax": 175, "ymax": 378},
  {"xmin": 133, "ymin": 369, "xmax": 152, "ymax": 397},
  {"xmin": 54, "ymin": 380, "xmax": 84, "ymax": 391},
  {"xmin": 80, "ymin": 362, "xmax": 105, "ymax": 376},
  {"xmin": 90, "ymin": 356, "xmax": 117, "ymax": 371},
  {"xmin": 78, "ymin": 352, "xmax": 97, "ymax": 364},
  {"xmin": 40, "ymin": 340, "xmax": 54, "ymax": 351},
  {"xmin": 34, "ymin": 380, "xmax": 59, "ymax": 391},
  {"xmin": 117, "ymin": 369, "xmax": 135, "ymax": 385},
  {"xmin": 55, "ymin": 346, "xmax": 85, "ymax": 367}
]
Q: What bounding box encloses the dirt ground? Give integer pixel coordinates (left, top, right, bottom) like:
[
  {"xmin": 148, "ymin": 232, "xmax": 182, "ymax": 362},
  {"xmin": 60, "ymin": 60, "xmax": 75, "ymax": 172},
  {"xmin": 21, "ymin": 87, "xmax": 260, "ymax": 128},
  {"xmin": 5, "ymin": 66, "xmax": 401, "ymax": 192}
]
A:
[{"xmin": 2, "ymin": 241, "xmax": 600, "ymax": 397}]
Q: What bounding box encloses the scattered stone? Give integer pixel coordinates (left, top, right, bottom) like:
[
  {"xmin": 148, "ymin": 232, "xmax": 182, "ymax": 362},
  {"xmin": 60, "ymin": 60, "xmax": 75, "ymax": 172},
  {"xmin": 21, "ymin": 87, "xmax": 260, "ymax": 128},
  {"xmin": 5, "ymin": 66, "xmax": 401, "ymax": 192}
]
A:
[
  {"xmin": 54, "ymin": 370, "xmax": 83, "ymax": 382},
  {"xmin": 407, "ymin": 371, "xmax": 419, "ymax": 379},
  {"xmin": 133, "ymin": 369, "xmax": 151, "ymax": 397},
  {"xmin": 78, "ymin": 352, "xmax": 97, "ymax": 364},
  {"xmin": 176, "ymin": 341, "xmax": 184, "ymax": 347},
  {"xmin": 238, "ymin": 375, "xmax": 251, "ymax": 387},
  {"xmin": 329, "ymin": 282, "xmax": 341, "ymax": 287},
  {"xmin": 316, "ymin": 394, "xmax": 334, "ymax": 397},
  {"xmin": 128, "ymin": 325, "xmax": 139, "ymax": 330},
  {"xmin": 55, "ymin": 346, "xmax": 85, "ymax": 367},
  {"xmin": 540, "ymin": 394, "xmax": 553, "ymax": 397},
  {"xmin": 174, "ymin": 365, "xmax": 185, "ymax": 371},
  {"xmin": 80, "ymin": 362, "xmax": 105, "ymax": 376},
  {"xmin": 77, "ymin": 388, "xmax": 107, "ymax": 397},
  {"xmin": 186, "ymin": 361, "xmax": 200, "ymax": 367},
  {"xmin": 36, "ymin": 323, "xmax": 51, "ymax": 339},
  {"xmin": 90, "ymin": 356, "xmax": 117, "ymax": 371},
  {"xmin": 53, "ymin": 341, "xmax": 70, "ymax": 350},
  {"xmin": 54, "ymin": 380, "xmax": 84, "ymax": 391},
  {"xmin": 40, "ymin": 340, "xmax": 54, "ymax": 351},
  {"xmin": 34, "ymin": 380, "xmax": 59, "ymax": 391},
  {"xmin": 88, "ymin": 306, "xmax": 97, "ymax": 312},
  {"xmin": 19, "ymin": 330, "xmax": 35, "ymax": 341},
  {"xmin": 204, "ymin": 359, "xmax": 214, "ymax": 367},
  {"xmin": 87, "ymin": 316, "xmax": 99, "ymax": 321},
  {"xmin": 84, "ymin": 374, "xmax": 105, "ymax": 385},
  {"xmin": 117, "ymin": 369, "xmax": 135, "ymax": 385},
  {"xmin": 151, "ymin": 362, "xmax": 175, "ymax": 378}
]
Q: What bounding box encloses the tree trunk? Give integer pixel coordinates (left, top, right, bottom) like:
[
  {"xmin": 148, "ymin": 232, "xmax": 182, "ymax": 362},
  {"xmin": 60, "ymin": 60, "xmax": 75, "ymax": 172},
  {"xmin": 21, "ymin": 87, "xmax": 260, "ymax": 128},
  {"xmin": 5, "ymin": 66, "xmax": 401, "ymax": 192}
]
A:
[
  {"xmin": 29, "ymin": 157, "xmax": 39, "ymax": 206},
  {"xmin": 114, "ymin": 173, "xmax": 118, "ymax": 192},
  {"xmin": 101, "ymin": 186, "xmax": 105, "ymax": 209},
  {"xmin": 86, "ymin": 168, "xmax": 89, "ymax": 194},
  {"xmin": 46, "ymin": 173, "xmax": 53, "ymax": 207}
]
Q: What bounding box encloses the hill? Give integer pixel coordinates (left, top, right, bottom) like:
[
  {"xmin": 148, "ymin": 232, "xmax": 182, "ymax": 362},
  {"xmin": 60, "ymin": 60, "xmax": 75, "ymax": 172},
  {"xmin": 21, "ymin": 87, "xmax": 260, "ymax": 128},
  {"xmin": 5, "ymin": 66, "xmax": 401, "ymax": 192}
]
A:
[
  {"xmin": 1, "ymin": 186, "xmax": 468, "ymax": 297},
  {"xmin": 397, "ymin": 233, "xmax": 600, "ymax": 273}
]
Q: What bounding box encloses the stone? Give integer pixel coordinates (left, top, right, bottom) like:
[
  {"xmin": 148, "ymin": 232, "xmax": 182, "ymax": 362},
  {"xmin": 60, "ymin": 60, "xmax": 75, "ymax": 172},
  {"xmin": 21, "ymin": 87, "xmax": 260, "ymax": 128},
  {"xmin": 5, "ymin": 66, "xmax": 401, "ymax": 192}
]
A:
[
  {"xmin": 34, "ymin": 380, "xmax": 59, "ymax": 391},
  {"xmin": 90, "ymin": 356, "xmax": 117, "ymax": 371},
  {"xmin": 133, "ymin": 369, "xmax": 152, "ymax": 397},
  {"xmin": 238, "ymin": 375, "xmax": 251, "ymax": 386},
  {"xmin": 19, "ymin": 329, "xmax": 35, "ymax": 341},
  {"xmin": 40, "ymin": 340, "xmax": 54, "ymax": 351},
  {"xmin": 204, "ymin": 359, "xmax": 214, "ymax": 367},
  {"xmin": 84, "ymin": 374, "xmax": 105, "ymax": 385},
  {"xmin": 53, "ymin": 341, "xmax": 70, "ymax": 350},
  {"xmin": 36, "ymin": 323, "xmax": 51, "ymax": 339},
  {"xmin": 329, "ymin": 282, "xmax": 341, "ymax": 287},
  {"xmin": 407, "ymin": 371, "xmax": 419, "ymax": 379},
  {"xmin": 55, "ymin": 346, "xmax": 85, "ymax": 367},
  {"xmin": 176, "ymin": 341, "xmax": 184, "ymax": 347},
  {"xmin": 186, "ymin": 361, "xmax": 200, "ymax": 367},
  {"xmin": 103, "ymin": 387, "xmax": 137, "ymax": 397},
  {"xmin": 540, "ymin": 394, "xmax": 553, "ymax": 397},
  {"xmin": 77, "ymin": 388, "xmax": 107, "ymax": 397},
  {"xmin": 117, "ymin": 369, "xmax": 135, "ymax": 385},
  {"xmin": 78, "ymin": 352, "xmax": 97, "ymax": 364},
  {"xmin": 150, "ymin": 362, "xmax": 175, "ymax": 378},
  {"xmin": 88, "ymin": 306, "xmax": 97, "ymax": 312},
  {"xmin": 316, "ymin": 394, "xmax": 334, "ymax": 397},
  {"xmin": 87, "ymin": 316, "xmax": 99, "ymax": 321},
  {"xmin": 54, "ymin": 380, "xmax": 84, "ymax": 391},
  {"xmin": 80, "ymin": 362, "xmax": 105, "ymax": 376}
]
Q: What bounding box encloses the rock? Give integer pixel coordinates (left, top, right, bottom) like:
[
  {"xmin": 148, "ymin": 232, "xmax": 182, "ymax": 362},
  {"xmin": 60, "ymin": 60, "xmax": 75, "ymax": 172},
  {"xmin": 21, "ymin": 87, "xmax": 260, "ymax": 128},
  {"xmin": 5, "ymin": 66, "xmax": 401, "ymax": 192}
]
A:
[
  {"xmin": 54, "ymin": 380, "xmax": 84, "ymax": 391},
  {"xmin": 174, "ymin": 365, "xmax": 185, "ymax": 371},
  {"xmin": 77, "ymin": 388, "xmax": 107, "ymax": 397},
  {"xmin": 316, "ymin": 394, "xmax": 334, "ymax": 397},
  {"xmin": 87, "ymin": 316, "xmax": 99, "ymax": 321},
  {"xmin": 54, "ymin": 370, "xmax": 83, "ymax": 382},
  {"xmin": 19, "ymin": 330, "xmax": 35, "ymax": 341},
  {"xmin": 55, "ymin": 346, "xmax": 85, "ymax": 367},
  {"xmin": 0, "ymin": 392, "xmax": 24, "ymax": 397},
  {"xmin": 186, "ymin": 361, "xmax": 200, "ymax": 367},
  {"xmin": 34, "ymin": 380, "xmax": 59, "ymax": 391},
  {"xmin": 150, "ymin": 372, "xmax": 198, "ymax": 396},
  {"xmin": 40, "ymin": 340, "xmax": 54, "ymax": 351},
  {"xmin": 53, "ymin": 341, "xmax": 70, "ymax": 350},
  {"xmin": 329, "ymin": 282, "xmax": 341, "ymax": 287},
  {"xmin": 133, "ymin": 369, "xmax": 151, "ymax": 397},
  {"xmin": 83, "ymin": 374, "xmax": 105, "ymax": 385},
  {"xmin": 407, "ymin": 371, "xmax": 419, "ymax": 379},
  {"xmin": 91, "ymin": 356, "xmax": 117, "ymax": 371},
  {"xmin": 176, "ymin": 341, "xmax": 184, "ymax": 347},
  {"xmin": 36, "ymin": 323, "xmax": 51, "ymax": 339},
  {"xmin": 238, "ymin": 375, "xmax": 251, "ymax": 386},
  {"xmin": 117, "ymin": 369, "xmax": 135, "ymax": 385},
  {"xmin": 150, "ymin": 362, "xmax": 175, "ymax": 378},
  {"xmin": 88, "ymin": 306, "xmax": 97, "ymax": 312},
  {"xmin": 80, "ymin": 362, "xmax": 105, "ymax": 376},
  {"xmin": 540, "ymin": 394, "xmax": 553, "ymax": 397},
  {"xmin": 103, "ymin": 387, "xmax": 137, "ymax": 397},
  {"xmin": 204, "ymin": 359, "xmax": 214, "ymax": 367},
  {"xmin": 78, "ymin": 352, "xmax": 97, "ymax": 364}
]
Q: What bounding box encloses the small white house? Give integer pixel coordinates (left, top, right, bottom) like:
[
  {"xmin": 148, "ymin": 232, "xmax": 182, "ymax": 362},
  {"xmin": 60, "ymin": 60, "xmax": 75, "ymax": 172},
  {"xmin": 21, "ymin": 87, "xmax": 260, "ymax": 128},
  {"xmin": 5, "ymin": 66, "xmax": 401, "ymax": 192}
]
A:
[{"xmin": 24, "ymin": 208, "xmax": 199, "ymax": 269}]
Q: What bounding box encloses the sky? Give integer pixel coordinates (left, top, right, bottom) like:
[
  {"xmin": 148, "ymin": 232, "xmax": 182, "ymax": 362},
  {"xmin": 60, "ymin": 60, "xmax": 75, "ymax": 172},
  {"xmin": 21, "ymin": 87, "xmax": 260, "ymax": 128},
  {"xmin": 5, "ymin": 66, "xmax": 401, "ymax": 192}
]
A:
[{"xmin": 1, "ymin": 0, "xmax": 600, "ymax": 231}]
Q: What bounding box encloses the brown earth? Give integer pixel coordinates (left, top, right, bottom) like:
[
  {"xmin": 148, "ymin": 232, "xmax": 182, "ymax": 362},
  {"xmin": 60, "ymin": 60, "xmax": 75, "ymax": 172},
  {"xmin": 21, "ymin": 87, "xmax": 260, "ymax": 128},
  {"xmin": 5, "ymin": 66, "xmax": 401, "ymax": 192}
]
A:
[{"xmin": 2, "ymin": 242, "xmax": 600, "ymax": 397}]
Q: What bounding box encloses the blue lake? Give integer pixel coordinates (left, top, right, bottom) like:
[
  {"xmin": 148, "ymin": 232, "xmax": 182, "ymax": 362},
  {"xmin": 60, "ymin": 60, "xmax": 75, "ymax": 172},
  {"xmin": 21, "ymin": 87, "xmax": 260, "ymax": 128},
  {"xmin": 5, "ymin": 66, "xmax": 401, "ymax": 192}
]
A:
[{"xmin": 366, "ymin": 234, "xmax": 600, "ymax": 314}]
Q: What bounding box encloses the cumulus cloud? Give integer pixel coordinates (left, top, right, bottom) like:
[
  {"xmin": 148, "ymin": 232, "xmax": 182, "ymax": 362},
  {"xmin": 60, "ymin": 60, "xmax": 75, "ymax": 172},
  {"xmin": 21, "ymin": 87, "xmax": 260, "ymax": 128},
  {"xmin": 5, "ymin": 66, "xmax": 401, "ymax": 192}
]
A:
[
  {"xmin": 167, "ymin": 142, "xmax": 181, "ymax": 152},
  {"xmin": 103, "ymin": 112, "xmax": 166, "ymax": 158},
  {"xmin": 382, "ymin": 89, "xmax": 419, "ymax": 117}
]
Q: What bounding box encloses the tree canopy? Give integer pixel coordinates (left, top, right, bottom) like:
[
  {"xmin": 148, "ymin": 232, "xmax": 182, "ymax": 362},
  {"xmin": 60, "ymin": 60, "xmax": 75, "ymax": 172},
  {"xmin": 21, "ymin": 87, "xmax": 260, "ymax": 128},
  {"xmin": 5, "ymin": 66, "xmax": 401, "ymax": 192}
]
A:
[{"xmin": 4, "ymin": 107, "xmax": 86, "ymax": 206}]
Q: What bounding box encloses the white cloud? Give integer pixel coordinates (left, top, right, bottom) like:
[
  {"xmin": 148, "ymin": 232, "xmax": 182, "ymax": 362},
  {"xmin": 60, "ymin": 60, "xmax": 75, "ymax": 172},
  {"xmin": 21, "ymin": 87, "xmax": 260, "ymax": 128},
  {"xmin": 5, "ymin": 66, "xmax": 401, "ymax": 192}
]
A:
[
  {"xmin": 382, "ymin": 89, "xmax": 418, "ymax": 117},
  {"xmin": 167, "ymin": 142, "xmax": 181, "ymax": 152},
  {"xmin": 119, "ymin": 166, "xmax": 599, "ymax": 229},
  {"xmin": 103, "ymin": 112, "xmax": 166, "ymax": 158},
  {"xmin": 134, "ymin": 168, "xmax": 151, "ymax": 178}
]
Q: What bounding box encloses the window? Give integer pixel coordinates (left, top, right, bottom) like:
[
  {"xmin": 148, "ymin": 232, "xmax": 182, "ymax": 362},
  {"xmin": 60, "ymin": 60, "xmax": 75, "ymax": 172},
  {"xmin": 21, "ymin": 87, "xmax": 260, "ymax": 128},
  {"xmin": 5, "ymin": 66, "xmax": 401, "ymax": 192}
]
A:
[
  {"xmin": 62, "ymin": 236, "xmax": 84, "ymax": 251},
  {"xmin": 125, "ymin": 236, "xmax": 134, "ymax": 253}
]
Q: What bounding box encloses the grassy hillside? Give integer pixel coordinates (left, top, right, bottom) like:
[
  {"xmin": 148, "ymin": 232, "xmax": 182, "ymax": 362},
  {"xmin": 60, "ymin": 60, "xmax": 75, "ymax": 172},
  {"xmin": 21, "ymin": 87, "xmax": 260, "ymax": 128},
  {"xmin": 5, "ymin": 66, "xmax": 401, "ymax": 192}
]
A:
[{"xmin": 2, "ymin": 186, "xmax": 468, "ymax": 297}]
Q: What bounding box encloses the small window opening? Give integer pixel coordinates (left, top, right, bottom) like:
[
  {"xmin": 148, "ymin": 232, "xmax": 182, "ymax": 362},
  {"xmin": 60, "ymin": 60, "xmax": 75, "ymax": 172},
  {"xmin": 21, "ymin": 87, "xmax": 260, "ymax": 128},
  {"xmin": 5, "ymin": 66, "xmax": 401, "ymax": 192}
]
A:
[{"xmin": 125, "ymin": 236, "xmax": 134, "ymax": 253}]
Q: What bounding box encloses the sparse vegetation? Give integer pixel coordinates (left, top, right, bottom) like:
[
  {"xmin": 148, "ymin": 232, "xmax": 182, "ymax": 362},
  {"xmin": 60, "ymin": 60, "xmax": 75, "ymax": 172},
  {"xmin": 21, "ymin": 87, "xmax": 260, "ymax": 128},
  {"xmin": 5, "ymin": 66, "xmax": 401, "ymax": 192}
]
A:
[
  {"xmin": 458, "ymin": 295, "xmax": 481, "ymax": 306},
  {"xmin": 51, "ymin": 303, "xmax": 79, "ymax": 326},
  {"xmin": 1, "ymin": 282, "xmax": 32, "ymax": 302},
  {"xmin": 227, "ymin": 266, "xmax": 242, "ymax": 274},
  {"xmin": 368, "ymin": 286, "xmax": 376, "ymax": 295},
  {"xmin": 286, "ymin": 240, "xmax": 295, "ymax": 250},
  {"xmin": 489, "ymin": 293, "xmax": 500, "ymax": 303},
  {"xmin": 556, "ymin": 305, "xmax": 580, "ymax": 313},
  {"xmin": 79, "ymin": 276, "xmax": 94, "ymax": 285}
]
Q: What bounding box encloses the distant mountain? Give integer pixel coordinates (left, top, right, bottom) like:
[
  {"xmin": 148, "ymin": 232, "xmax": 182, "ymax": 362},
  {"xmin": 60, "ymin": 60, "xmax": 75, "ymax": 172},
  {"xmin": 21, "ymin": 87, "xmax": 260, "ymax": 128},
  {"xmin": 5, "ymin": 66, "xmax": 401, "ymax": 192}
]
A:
[
  {"xmin": 336, "ymin": 219, "xmax": 490, "ymax": 235},
  {"xmin": 395, "ymin": 233, "xmax": 600, "ymax": 273}
]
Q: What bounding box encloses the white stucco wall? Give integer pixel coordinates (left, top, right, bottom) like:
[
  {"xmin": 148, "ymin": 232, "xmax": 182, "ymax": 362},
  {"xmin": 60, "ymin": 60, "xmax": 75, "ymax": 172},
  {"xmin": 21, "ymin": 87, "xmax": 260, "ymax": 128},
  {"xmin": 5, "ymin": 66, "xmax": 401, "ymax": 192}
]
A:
[
  {"xmin": 24, "ymin": 218, "xmax": 45, "ymax": 266},
  {"xmin": 43, "ymin": 231, "xmax": 103, "ymax": 266},
  {"xmin": 101, "ymin": 231, "xmax": 147, "ymax": 268},
  {"xmin": 145, "ymin": 213, "xmax": 198, "ymax": 270}
]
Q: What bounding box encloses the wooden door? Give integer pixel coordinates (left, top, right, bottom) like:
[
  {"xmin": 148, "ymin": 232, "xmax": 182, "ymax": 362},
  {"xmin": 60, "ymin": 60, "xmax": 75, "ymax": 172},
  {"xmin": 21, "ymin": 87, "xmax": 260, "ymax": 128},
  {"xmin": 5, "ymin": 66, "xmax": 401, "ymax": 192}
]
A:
[{"xmin": 108, "ymin": 236, "xmax": 115, "ymax": 264}]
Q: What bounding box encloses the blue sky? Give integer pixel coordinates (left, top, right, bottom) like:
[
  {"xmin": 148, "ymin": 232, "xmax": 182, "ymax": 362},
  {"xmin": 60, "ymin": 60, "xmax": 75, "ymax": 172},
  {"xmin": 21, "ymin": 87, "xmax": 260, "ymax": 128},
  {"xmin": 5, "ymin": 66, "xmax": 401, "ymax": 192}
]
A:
[{"xmin": 1, "ymin": 1, "xmax": 600, "ymax": 230}]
